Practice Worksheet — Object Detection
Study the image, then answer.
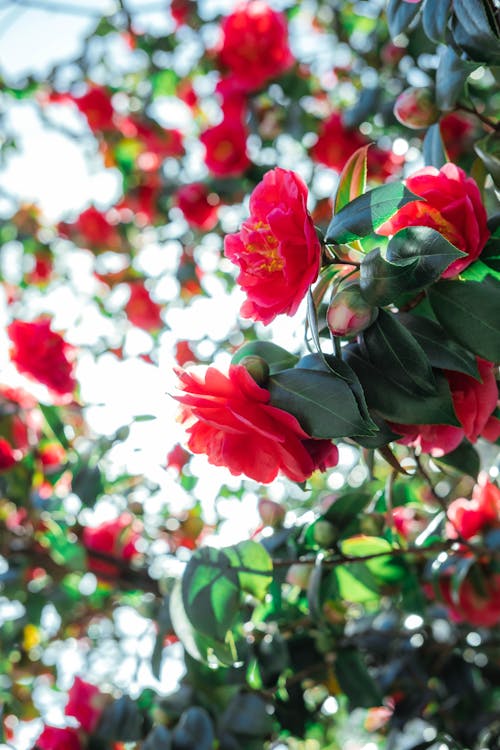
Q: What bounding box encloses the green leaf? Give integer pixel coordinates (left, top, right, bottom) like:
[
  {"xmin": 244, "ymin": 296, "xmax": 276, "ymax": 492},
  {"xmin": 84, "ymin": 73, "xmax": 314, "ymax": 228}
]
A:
[
  {"xmin": 39, "ymin": 403, "xmax": 70, "ymax": 449},
  {"xmin": 325, "ymin": 183, "xmax": 420, "ymax": 245},
  {"xmin": 436, "ymin": 47, "xmax": 477, "ymax": 111},
  {"xmin": 428, "ymin": 277, "xmax": 500, "ymax": 362},
  {"xmin": 423, "ymin": 122, "xmax": 449, "ymax": 169},
  {"xmin": 220, "ymin": 693, "xmax": 274, "ymax": 738},
  {"xmin": 387, "ymin": 0, "xmax": 421, "ymax": 37},
  {"xmin": 182, "ymin": 547, "xmax": 240, "ymax": 642},
  {"xmin": 422, "ymin": 0, "xmax": 452, "ymax": 42},
  {"xmin": 359, "ymin": 227, "xmax": 465, "ymax": 306},
  {"xmin": 396, "ymin": 313, "xmax": 480, "ymax": 379},
  {"xmin": 343, "ymin": 344, "xmax": 460, "ymax": 426},
  {"xmin": 434, "ymin": 441, "xmax": 480, "ymax": 478},
  {"xmin": 231, "ymin": 341, "xmax": 298, "ymax": 374},
  {"xmin": 72, "ymin": 463, "xmax": 103, "ymax": 508},
  {"xmin": 323, "ymin": 491, "xmax": 373, "ymax": 529},
  {"xmin": 225, "ymin": 540, "xmax": 273, "ymax": 600},
  {"xmin": 334, "ymin": 564, "xmax": 380, "ymax": 603},
  {"xmin": 335, "ymin": 648, "xmax": 383, "ymax": 708},
  {"xmin": 459, "ymin": 259, "xmax": 500, "ymax": 283},
  {"xmin": 172, "ymin": 707, "xmax": 215, "ymax": 750},
  {"xmin": 475, "ymin": 133, "xmax": 500, "ymax": 188},
  {"xmin": 143, "ymin": 726, "xmax": 173, "ymax": 750},
  {"xmin": 361, "ymin": 309, "xmax": 437, "ymax": 396},
  {"xmin": 334, "ymin": 145, "xmax": 368, "ymax": 214},
  {"xmin": 451, "ymin": 0, "xmax": 500, "ymax": 64},
  {"xmin": 340, "ymin": 535, "xmax": 405, "ymax": 582},
  {"xmin": 268, "ymin": 368, "xmax": 374, "ymax": 439}
]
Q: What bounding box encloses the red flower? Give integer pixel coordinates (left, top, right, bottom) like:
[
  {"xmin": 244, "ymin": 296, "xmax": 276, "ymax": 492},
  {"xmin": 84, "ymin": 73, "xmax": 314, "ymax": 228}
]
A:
[
  {"xmin": 310, "ymin": 113, "xmax": 367, "ymax": 172},
  {"xmin": 439, "ymin": 569, "xmax": 500, "ymax": 627},
  {"xmin": 224, "ymin": 167, "xmax": 321, "ymax": 324},
  {"xmin": 175, "ymin": 183, "xmax": 220, "ymax": 230},
  {"xmin": 377, "ymin": 163, "xmax": 490, "ymax": 278},
  {"xmin": 36, "ymin": 726, "xmax": 82, "ymax": 750},
  {"xmin": 200, "ymin": 115, "xmax": 250, "ymax": 177},
  {"xmin": 60, "ymin": 206, "xmax": 121, "ymax": 252},
  {"xmin": 218, "ymin": 1, "xmax": 294, "ymax": 92},
  {"xmin": 72, "ymin": 85, "xmax": 115, "ymax": 132},
  {"xmin": 118, "ymin": 117, "xmax": 184, "ymax": 164},
  {"xmin": 440, "ymin": 113, "xmax": 475, "ymax": 161},
  {"xmin": 66, "ymin": 676, "xmax": 104, "ymax": 733},
  {"xmin": 175, "ymin": 340, "xmax": 197, "ymax": 367},
  {"xmin": 166, "ymin": 443, "xmax": 190, "ymax": 473},
  {"xmin": 391, "ymin": 359, "xmax": 498, "ymax": 457},
  {"xmin": 447, "ymin": 475, "xmax": 500, "ymax": 540},
  {"xmin": 8, "ymin": 319, "xmax": 76, "ymax": 398},
  {"xmin": 82, "ymin": 513, "xmax": 141, "ymax": 577},
  {"xmin": 174, "ymin": 364, "xmax": 338, "ymax": 483},
  {"xmin": 125, "ymin": 282, "xmax": 163, "ymax": 331},
  {"xmin": 0, "ymin": 438, "xmax": 17, "ymax": 472},
  {"xmin": 367, "ymin": 146, "xmax": 404, "ymax": 182}
]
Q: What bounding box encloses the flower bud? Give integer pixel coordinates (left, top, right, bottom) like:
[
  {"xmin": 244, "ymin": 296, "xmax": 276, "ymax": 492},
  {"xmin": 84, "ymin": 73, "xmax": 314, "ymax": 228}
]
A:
[
  {"xmin": 258, "ymin": 497, "xmax": 285, "ymax": 527},
  {"xmin": 327, "ymin": 284, "xmax": 377, "ymax": 338},
  {"xmin": 394, "ymin": 87, "xmax": 439, "ymax": 130},
  {"xmin": 286, "ymin": 563, "xmax": 312, "ymax": 589},
  {"xmin": 313, "ymin": 520, "xmax": 336, "ymax": 547},
  {"xmin": 238, "ymin": 355, "xmax": 270, "ymax": 386}
]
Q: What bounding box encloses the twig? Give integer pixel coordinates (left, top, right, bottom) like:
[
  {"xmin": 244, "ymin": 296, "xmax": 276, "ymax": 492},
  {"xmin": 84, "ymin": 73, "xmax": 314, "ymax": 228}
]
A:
[{"xmin": 457, "ymin": 102, "xmax": 499, "ymax": 131}]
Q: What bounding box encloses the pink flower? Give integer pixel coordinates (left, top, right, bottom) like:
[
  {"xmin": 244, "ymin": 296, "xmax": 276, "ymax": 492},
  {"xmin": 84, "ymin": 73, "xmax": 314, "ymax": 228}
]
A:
[
  {"xmin": 175, "ymin": 183, "xmax": 220, "ymax": 230},
  {"xmin": 326, "ymin": 281, "xmax": 377, "ymax": 337},
  {"xmin": 36, "ymin": 726, "xmax": 82, "ymax": 750},
  {"xmin": 394, "ymin": 87, "xmax": 439, "ymax": 129},
  {"xmin": 174, "ymin": 364, "xmax": 338, "ymax": 483},
  {"xmin": 447, "ymin": 474, "xmax": 500, "ymax": 540},
  {"xmin": 125, "ymin": 282, "xmax": 163, "ymax": 332},
  {"xmin": 65, "ymin": 677, "xmax": 105, "ymax": 733},
  {"xmin": 200, "ymin": 115, "xmax": 250, "ymax": 177},
  {"xmin": 224, "ymin": 168, "xmax": 321, "ymax": 324}
]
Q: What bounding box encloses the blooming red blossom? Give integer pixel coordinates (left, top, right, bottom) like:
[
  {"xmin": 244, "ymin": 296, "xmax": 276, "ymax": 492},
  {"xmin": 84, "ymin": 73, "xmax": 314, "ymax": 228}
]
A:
[
  {"xmin": 174, "ymin": 364, "xmax": 338, "ymax": 483},
  {"xmin": 224, "ymin": 167, "xmax": 321, "ymax": 324},
  {"xmin": 440, "ymin": 113, "xmax": 475, "ymax": 161},
  {"xmin": 391, "ymin": 359, "xmax": 499, "ymax": 457},
  {"xmin": 218, "ymin": 1, "xmax": 294, "ymax": 92},
  {"xmin": 125, "ymin": 282, "xmax": 163, "ymax": 331},
  {"xmin": 66, "ymin": 676, "xmax": 104, "ymax": 733},
  {"xmin": 310, "ymin": 113, "xmax": 367, "ymax": 172},
  {"xmin": 38, "ymin": 442, "xmax": 66, "ymax": 470},
  {"xmin": 175, "ymin": 183, "xmax": 220, "ymax": 230},
  {"xmin": 8, "ymin": 319, "xmax": 76, "ymax": 398},
  {"xmin": 200, "ymin": 115, "xmax": 250, "ymax": 177},
  {"xmin": 377, "ymin": 163, "xmax": 490, "ymax": 278},
  {"xmin": 446, "ymin": 475, "xmax": 500, "ymax": 540},
  {"xmin": 0, "ymin": 437, "xmax": 17, "ymax": 472},
  {"xmin": 36, "ymin": 726, "xmax": 82, "ymax": 750},
  {"xmin": 439, "ymin": 569, "xmax": 500, "ymax": 627},
  {"xmin": 82, "ymin": 512, "xmax": 141, "ymax": 577},
  {"xmin": 166, "ymin": 443, "xmax": 190, "ymax": 473},
  {"xmin": 72, "ymin": 85, "xmax": 115, "ymax": 132},
  {"xmin": 60, "ymin": 206, "xmax": 122, "ymax": 252}
]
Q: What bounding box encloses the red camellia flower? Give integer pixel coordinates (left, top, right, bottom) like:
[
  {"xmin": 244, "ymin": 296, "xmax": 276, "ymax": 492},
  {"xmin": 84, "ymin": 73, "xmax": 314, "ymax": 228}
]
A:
[
  {"xmin": 8, "ymin": 319, "xmax": 76, "ymax": 398},
  {"xmin": 72, "ymin": 85, "xmax": 115, "ymax": 132},
  {"xmin": 310, "ymin": 113, "xmax": 367, "ymax": 172},
  {"xmin": 0, "ymin": 437, "xmax": 17, "ymax": 472},
  {"xmin": 175, "ymin": 183, "xmax": 220, "ymax": 230},
  {"xmin": 440, "ymin": 113, "xmax": 475, "ymax": 161},
  {"xmin": 166, "ymin": 443, "xmax": 190, "ymax": 473},
  {"xmin": 36, "ymin": 726, "xmax": 82, "ymax": 750},
  {"xmin": 174, "ymin": 364, "xmax": 338, "ymax": 483},
  {"xmin": 446, "ymin": 475, "xmax": 500, "ymax": 540},
  {"xmin": 38, "ymin": 442, "xmax": 66, "ymax": 471},
  {"xmin": 218, "ymin": 1, "xmax": 294, "ymax": 92},
  {"xmin": 66, "ymin": 676, "xmax": 105, "ymax": 733},
  {"xmin": 125, "ymin": 282, "xmax": 163, "ymax": 331},
  {"xmin": 391, "ymin": 359, "xmax": 499, "ymax": 457},
  {"xmin": 439, "ymin": 569, "xmax": 500, "ymax": 627},
  {"xmin": 59, "ymin": 205, "xmax": 122, "ymax": 252},
  {"xmin": 224, "ymin": 167, "xmax": 321, "ymax": 324},
  {"xmin": 82, "ymin": 512, "xmax": 141, "ymax": 577},
  {"xmin": 377, "ymin": 163, "xmax": 490, "ymax": 278},
  {"xmin": 200, "ymin": 116, "xmax": 250, "ymax": 177}
]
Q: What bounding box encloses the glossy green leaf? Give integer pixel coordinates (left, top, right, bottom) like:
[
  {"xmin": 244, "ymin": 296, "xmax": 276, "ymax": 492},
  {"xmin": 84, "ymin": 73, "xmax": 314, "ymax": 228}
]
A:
[
  {"xmin": 334, "ymin": 145, "xmax": 368, "ymax": 214},
  {"xmin": 220, "ymin": 693, "xmax": 274, "ymax": 738},
  {"xmin": 325, "ymin": 183, "xmax": 420, "ymax": 245},
  {"xmin": 434, "ymin": 441, "xmax": 480, "ymax": 478},
  {"xmin": 422, "ymin": 0, "xmax": 452, "ymax": 42},
  {"xmin": 396, "ymin": 313, "xmax": 480, "ymax": 379},
  {"xmin": 268, "ymin": 368, "xmax": 374, "ymax": 438},
  {"xmin": 172, "ymin": 707, "xmax": 215, "ymax": 750},
  {"xmin": 343, "ymin": 344, "xmax": 460, "ymax": 426},
  {"xmin": 39, "ymin": 403, "xmax": 71, "ymax": 449},
  {"xmin": 225, "ymin": 540, "xmax": 273, "ymax": 600},
  {"xmin": 323, "ymin": 491, "xmax": 373, "ymax": 529},
  {"xmin": 143, "ymin": 726, "xmax": 173, "ymax": 750},
  {"xmin": 335, "ymin": 648, "xmax": 383, "ymax": 708},
  {"xmin": 475, "ymin": 133, "xmax": 500, "ymax": 187},
  {"xmin": 423, "ymin": 122, "xmax": 449, "ymax": 168},
  {"xmin": 428, "ymin": 277, "xmax": 500, "ymax": 361},
  {"xmin": 436, "ymin": 47, "xmax": 477, "ymax": 111},
  {"xmin": 387, "ymin": 0, "xmax": 421, "ymax": 36},
  {"xmin": 361, "ymin": 309, "xmax": 437, "ymax": 396},
  {"xmin": 451, "ymin": 0, "xmax": 500, "ymax": 64},
  {"xmin": 360, "ymin": 227, "xmax": 465, "ymax": 306}
]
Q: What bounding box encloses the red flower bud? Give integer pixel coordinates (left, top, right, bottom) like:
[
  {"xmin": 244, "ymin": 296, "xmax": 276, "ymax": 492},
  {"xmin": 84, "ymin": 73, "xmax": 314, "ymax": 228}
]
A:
[
  {"xmin": 394, "ymin": 87, "xmax": 439, "ymax": 130},
  {"xmin": 326, "ymin": 282, "xmax": 377, "ymax": 338}
]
